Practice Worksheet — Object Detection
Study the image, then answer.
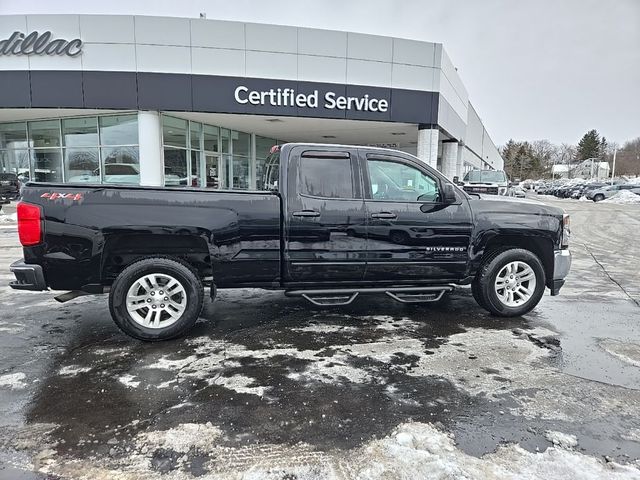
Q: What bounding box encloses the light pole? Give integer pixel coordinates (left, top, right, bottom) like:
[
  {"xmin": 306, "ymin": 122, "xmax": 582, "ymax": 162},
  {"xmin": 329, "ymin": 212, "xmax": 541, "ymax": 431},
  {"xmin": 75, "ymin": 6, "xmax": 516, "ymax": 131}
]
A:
[{"xmin": 611, "ymin": 148, "xmax": 617, "ymax": 185}]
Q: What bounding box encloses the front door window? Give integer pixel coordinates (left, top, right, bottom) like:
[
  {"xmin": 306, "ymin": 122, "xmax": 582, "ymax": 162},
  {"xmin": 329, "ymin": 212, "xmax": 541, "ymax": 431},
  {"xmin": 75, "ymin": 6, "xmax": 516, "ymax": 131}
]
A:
[{"xmin": 368, "ymin": 159, "xmax": 440, "ymax": 202}]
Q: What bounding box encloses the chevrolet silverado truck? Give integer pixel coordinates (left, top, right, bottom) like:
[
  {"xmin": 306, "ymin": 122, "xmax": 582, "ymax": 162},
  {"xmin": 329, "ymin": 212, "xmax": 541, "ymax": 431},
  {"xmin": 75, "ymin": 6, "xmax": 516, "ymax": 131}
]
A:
[{"xmin": 10, "ymin": 143, "xmax": 571, "ymax": 341}]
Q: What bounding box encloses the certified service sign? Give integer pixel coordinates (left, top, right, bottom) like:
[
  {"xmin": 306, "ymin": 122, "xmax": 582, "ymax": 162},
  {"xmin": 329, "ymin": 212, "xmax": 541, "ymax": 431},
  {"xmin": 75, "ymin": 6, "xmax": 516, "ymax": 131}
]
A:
[
  {"xmin": 235, "ymin": 86, "xmax": 389, "ymax": 113},
  {"xmin": 0, "ymin": 31, "xmax": 83, "ymax": 57}
]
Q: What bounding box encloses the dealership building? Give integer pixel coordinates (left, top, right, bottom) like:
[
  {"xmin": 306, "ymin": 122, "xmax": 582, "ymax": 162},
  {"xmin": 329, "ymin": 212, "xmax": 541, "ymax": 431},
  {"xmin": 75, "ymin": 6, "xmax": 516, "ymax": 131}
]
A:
[{"xmin": 0, "ymin": 14, "xmax": 503, "ymax": 189}]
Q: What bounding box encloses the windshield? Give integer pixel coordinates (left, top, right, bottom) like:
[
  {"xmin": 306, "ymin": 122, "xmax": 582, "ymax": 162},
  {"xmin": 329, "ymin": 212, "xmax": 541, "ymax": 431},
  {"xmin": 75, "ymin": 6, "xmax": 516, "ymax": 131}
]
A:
[
  {"xmin": 0, "ymin": 173, "xmax": 17, "ymax": 180},
  {"xmin": 463, "ymin": 170, "xmax": 507, "ymax": 184}
]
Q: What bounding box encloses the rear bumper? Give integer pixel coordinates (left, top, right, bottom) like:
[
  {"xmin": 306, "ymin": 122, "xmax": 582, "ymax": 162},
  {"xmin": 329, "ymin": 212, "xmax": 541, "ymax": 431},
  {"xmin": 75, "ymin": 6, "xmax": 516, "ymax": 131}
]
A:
[
  {"xmin": 550, "ymin": 249, "xmax": 571, "ymax": 296},
  {"xmin": 9, "ymin": 260, "xmax": 47, "ymax": 291}
]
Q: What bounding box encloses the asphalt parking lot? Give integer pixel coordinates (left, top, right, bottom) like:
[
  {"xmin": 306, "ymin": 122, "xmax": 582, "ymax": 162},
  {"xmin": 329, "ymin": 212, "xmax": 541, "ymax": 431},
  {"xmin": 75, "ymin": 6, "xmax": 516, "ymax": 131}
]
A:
[{"xmin": 1, "ymin": 196, "xmax": 640, "ymax": 479}]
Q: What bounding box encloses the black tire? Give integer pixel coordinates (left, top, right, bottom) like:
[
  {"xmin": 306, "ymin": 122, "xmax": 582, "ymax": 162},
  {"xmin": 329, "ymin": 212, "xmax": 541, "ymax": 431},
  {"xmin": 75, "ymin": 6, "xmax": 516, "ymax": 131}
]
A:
[
  {"xmin": 109, "ymin": 257, "xmax": 204, "ymax": 341},
  {"xmin": 475, "ymin": 248, "xmax": 546, "ymax": 317},
  {"xmin": 471, "ymin": 279, "xmax": 486, "ymax": 308},
  {"xmin": 594, "ymin": 194, "xmax": 604, "ymax": 202}
]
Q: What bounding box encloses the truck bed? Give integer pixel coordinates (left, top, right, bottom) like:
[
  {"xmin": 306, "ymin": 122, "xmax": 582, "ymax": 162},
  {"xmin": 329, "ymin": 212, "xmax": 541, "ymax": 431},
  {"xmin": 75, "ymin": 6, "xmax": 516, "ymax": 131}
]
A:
[{"xmin": 19, "ymin": 183, "xmax": 282, "ymax": 291}]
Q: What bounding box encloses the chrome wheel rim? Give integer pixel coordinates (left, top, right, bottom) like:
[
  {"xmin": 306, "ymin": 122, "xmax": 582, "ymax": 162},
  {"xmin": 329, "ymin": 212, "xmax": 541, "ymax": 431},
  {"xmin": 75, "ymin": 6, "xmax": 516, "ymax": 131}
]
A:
[
  {"xmin": 494, "ymin": 261, "xmax": 536, "ymax": 307},
  {"xmin": 126, "ymin": 273, "xmax": 187, "ymax": 329}
]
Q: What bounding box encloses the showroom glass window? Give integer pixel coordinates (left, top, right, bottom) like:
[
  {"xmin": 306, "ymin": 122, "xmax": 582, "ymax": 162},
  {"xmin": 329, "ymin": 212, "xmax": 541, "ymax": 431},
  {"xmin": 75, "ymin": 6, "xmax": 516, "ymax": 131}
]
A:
[
  {"xmin": 0, "ymin": 114, "xmax": 139, "ymax": 185},
  {"xmin": 62, "ymin": 117, "xmax": 99, "ymax": 183},
  {"xmin": 162, "ymin": 116, "xmax": 188, "ymax": 186},
  {"xmin": 29, "ymin": 120, "xmax": 63, "ymax": 183},
  {"xmin": 231, "ymin": 130, "xmax": 251, "ymax": 190},
  {"xmin": 255, "ymin": 136, "xmax": 277, "ymax": 190},
  {"xmin": 99, "ymin": 115, "xmax": 140, "ymax": 185},
  {"xmin": 0, "ymin": 122, "xmax": 31, "ymax": 182},
  {"xmin": 203, "ymin": 125, "xmax": 221, "ymax": 189}
]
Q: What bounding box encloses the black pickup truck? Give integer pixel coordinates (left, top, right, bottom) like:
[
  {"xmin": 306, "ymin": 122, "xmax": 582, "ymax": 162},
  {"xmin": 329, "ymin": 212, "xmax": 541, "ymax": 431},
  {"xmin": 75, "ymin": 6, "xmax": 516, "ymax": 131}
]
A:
[{"xmin": 10, "ymin": 143, "xmax": 571, "ymax": 341}]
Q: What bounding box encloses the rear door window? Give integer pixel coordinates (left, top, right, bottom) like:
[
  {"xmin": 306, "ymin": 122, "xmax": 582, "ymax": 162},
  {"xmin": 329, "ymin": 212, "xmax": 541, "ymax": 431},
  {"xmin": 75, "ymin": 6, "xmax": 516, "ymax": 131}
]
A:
[{"xmin": 299, "ymin": 155, "xmax": 354, "ymax": 199}]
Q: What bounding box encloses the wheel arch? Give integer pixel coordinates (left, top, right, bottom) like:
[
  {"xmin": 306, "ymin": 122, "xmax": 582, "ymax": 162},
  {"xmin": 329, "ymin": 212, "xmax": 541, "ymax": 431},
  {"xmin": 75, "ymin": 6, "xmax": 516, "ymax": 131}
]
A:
[
  {"xmin": 101, "ymin": 233, "xmax": 212, "ymax": 285},
  {"xmin": 474, "ymin": 234, "xmax": 554, "ymax": 288}
]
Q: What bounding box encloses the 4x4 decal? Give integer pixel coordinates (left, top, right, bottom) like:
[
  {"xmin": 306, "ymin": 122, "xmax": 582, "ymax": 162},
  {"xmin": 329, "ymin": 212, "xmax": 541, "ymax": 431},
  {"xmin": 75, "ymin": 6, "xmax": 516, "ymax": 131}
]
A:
[{"xmin": 40, "ymin": 192, "xmax": 83, "ymax": 201}]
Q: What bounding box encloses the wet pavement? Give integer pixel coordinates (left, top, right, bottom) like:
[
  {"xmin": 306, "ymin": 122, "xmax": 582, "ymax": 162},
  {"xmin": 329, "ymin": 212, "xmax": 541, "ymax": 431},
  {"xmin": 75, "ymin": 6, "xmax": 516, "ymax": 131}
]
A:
[{"xmin": 1, "ymin": 197, "xmax": 640, "ymax": 479}]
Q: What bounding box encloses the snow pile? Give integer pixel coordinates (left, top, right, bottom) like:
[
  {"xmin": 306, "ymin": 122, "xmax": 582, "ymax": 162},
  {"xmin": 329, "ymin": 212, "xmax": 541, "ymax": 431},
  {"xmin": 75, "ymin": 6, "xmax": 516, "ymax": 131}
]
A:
[
  {"xmin": 579, "ymin": 196, "xmax": 590, "ymax": 202},
  {"xmin": 602, "ymin": 190, "xmax": 640, "ymax": 204},
  {"xmin": 0, "ymin": 212, "xmax": 17, "ymax": 223},
  {"xmin": 349, "ymin": 423, "xmax": 639, "ymax": 480}
]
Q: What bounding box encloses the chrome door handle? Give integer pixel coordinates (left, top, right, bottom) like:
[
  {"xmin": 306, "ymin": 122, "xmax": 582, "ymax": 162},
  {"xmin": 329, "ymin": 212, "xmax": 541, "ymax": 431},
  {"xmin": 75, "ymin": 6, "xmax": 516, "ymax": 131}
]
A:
[
  {"xmin": 292, "ymin": 210, "xmax": 321, "ymax": 218},
  {"xmin": 371, "ymin": 212, "xmax": 397, "ymax": 219}
]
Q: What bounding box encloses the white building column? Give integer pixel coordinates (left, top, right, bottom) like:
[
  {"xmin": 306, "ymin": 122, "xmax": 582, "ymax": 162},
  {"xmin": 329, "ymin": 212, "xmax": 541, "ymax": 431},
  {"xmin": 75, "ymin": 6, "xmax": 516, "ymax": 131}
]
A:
[
  {"xmin": 441, "ymin": 140, "xmax": 459, "ymax": 180},
  {"xmin": 456, "ymin": 142, "xmax": 464, "ymax": 179},
  {"xmin": 137, "ymin": 110, "xmax": 163, "ymax": 186},
  {"xmin": 416, "ymin": 125, "xmax": 439, "ymax": 170}
]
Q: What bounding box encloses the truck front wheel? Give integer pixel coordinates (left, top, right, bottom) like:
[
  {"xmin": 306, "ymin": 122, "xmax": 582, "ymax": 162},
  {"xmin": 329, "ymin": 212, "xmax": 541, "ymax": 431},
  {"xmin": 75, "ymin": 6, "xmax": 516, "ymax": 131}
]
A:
[
  {"xmin": 474, "ymin": 248, "xmax": 546, "ymax": 317},
  {"xmin": 109, "ymin": 257, "xmax": 204, "ymax": 341}
]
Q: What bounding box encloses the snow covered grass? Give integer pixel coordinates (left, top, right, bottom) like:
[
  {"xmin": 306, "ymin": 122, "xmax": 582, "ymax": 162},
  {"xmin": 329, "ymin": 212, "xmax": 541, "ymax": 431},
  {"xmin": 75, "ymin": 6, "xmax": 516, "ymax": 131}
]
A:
[{"xmin": 602, "ymin": 191, "xmax": 640, "ymax": 204}]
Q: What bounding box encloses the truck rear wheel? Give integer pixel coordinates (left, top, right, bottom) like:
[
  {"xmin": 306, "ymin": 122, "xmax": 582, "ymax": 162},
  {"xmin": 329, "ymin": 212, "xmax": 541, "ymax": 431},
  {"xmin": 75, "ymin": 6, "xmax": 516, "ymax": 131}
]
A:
[
  {"xmin": 475, "ymin": 248, "xmax": 545, "ymax": 317},
  {"xmin": 109, "ymin": 257, "xmax": 204, "ymax": 341}
]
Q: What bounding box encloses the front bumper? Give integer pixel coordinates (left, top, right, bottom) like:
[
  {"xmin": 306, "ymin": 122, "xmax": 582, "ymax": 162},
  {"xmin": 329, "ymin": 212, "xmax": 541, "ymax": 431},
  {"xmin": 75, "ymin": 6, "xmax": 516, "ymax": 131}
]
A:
[
  {"xmin": 550, "ymin": 249, "xmax": 571, "ymax": 296},
  {"xmin": 9, "ymin": 260, "xmax": 48, "ymax": 291}
]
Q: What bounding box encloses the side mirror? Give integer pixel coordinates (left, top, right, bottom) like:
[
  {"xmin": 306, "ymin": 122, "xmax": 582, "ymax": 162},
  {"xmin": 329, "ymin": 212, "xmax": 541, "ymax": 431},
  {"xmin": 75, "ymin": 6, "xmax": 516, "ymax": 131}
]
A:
[
  {"xmin": 452, "ymin": 176, "xmax": 459, "ymax": 184},
  {"xmin": 442, "ymin": 183, "xmax": 457, "ymax": 203}
]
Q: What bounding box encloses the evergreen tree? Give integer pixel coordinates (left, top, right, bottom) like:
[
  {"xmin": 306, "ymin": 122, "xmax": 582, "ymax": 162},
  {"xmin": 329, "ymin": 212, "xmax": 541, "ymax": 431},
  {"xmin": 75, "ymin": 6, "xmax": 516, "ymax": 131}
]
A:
[{"xmin": 576, "ymin": 130, "xmax": 602, "ymax": 160}]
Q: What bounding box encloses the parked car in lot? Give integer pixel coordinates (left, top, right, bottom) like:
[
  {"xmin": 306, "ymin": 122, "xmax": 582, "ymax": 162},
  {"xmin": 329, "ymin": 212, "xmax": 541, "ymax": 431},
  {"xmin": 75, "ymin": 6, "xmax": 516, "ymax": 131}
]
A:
[
  {"xmin": 570, "ymin": 182, "xmax": 606, "ymax": 199},
  {"xmin": 0, "ymin": 172, "xmax": 21, "ymax": 200},
  {"xmin": 508, "ymin": 186, "xmax": 527, "ymax": 198},
  {"xmin": 10, "ymin": 143, "xmax": 571, "ymax": 341},
  {"xmin": 587, "ymin": 184, "xmax": 640, "ymax": 202}
]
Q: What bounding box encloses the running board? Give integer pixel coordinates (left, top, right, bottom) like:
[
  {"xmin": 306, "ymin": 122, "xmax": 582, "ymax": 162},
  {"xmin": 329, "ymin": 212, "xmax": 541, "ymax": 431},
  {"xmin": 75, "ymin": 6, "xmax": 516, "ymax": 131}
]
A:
[{"xmin": 285, "ymin": 285, "xmax": 454, "ymax": 306}]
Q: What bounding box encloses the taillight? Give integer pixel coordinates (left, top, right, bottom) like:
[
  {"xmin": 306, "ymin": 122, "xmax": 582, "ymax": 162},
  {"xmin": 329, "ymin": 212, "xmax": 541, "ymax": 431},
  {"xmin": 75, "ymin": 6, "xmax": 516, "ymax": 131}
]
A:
[
  {"xmin": 17, "ymin": 202, "xmax": 43, "ymax": 246},
  {"xmin": 561, "ymin": 214, "xmax": 570, "ymax": 248}
]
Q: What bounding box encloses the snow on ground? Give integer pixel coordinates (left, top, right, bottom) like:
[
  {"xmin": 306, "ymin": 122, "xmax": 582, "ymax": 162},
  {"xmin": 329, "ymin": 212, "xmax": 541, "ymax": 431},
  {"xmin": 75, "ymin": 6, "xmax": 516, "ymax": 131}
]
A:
[
  {"xmin": 603, "ymin": 191, "xmax": 640, "ymax": 204},
  {"xmin": 0, "ymin": 212, "xmax": 17, "ymax": 223},
  {"xmin": 118, "ymin": 374, "xmax": 141, "ymax": 388},
  {"xmin": 136, "ymin": 423, "xmax": 223, "ymax": 454},
  {"xmin": 58, "ymin": 365, "xmax": 92, "ymax": 376},
  {"xmin": 34, "ymin": 422, "xmax": 640, "ymax": 479},
  {"xmin": 0, "ymin": 321, "xmax": 25, "ymax": 334},
  {"xmin": 0, "ymin": 372, "xmax": 27, "ymax": 389},
  {"xmin": 545, "ymin": 430, "xmax": 579, "ymax": 449}
]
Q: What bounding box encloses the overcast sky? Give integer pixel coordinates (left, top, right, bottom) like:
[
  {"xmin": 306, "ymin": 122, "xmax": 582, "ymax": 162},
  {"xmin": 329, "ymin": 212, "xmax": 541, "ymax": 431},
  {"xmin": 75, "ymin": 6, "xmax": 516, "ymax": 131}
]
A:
[{"xmin": 1, "ymin": 0, "xmax": 638, "ymax": 146}]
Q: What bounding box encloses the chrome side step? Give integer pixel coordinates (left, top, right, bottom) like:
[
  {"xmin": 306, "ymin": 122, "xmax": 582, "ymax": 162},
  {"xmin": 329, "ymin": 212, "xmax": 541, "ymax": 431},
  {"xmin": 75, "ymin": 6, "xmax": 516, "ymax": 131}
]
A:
[
  {"xmin": 285, "ymin": 285, "xmax": 454, "ymax": 306},
  {"xmin": 302, "ymin": 292, "xmax": 359, "ymax": 306}
]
